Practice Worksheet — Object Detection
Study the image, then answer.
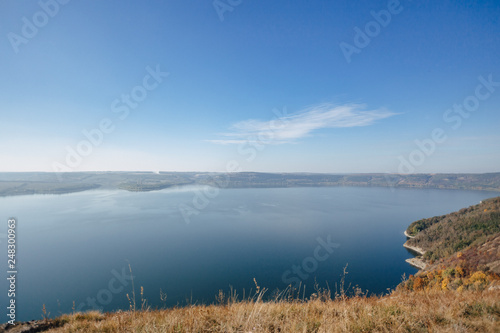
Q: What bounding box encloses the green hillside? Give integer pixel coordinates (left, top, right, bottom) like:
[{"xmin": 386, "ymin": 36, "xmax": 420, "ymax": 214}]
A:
[{"xmin": 406, "ymin": 197, "xmax": 500, "ymax": 261}]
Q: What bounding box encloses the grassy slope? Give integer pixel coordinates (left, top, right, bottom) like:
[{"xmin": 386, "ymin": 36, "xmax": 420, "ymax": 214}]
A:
[{"xmin": 28, "ymin": 290, "xmax": 500, "ymax": 332}]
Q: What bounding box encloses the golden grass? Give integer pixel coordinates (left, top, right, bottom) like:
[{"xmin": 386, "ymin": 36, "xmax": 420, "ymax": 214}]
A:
[{"xmin": 40, "ymin": 288, "xmax": 499, "ymax": 333}]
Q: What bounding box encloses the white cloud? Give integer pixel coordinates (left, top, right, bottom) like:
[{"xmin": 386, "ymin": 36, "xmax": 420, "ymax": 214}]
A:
[{"xmin": 207, "ymin": 104, "xmax": 397, "ymax": 145}]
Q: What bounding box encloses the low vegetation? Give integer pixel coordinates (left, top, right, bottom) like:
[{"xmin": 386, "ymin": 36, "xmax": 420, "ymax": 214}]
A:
[
  {"xmin": 402, "ymin": 233, "xmax": 500, "ymax": 292},
  {"xmin": 5, "ymin": 288, "xmax": 499, "ymax": 332}
]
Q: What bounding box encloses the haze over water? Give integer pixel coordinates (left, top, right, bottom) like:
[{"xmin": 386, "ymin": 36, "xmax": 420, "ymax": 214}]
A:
[{"xmin": 0, "ymin": 186, "xmax": 497, "ymax": 322}]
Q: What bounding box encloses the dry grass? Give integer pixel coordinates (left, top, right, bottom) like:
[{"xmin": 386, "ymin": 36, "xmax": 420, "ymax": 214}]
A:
[{"xmin": 37, "ymin": 287, "xmax": 499, "ymax": 333}]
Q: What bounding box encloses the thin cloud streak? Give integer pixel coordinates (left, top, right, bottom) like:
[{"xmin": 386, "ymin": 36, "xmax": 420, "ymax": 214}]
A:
[{"xmin": 207, "ymin": 104, "xmax": 397, "ymax": 145}]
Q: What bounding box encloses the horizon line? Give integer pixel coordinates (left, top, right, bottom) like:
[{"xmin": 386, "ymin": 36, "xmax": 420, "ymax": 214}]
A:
[{"xmin": 0, "ymin": 171, "xmax": 499, "ymax": 175}]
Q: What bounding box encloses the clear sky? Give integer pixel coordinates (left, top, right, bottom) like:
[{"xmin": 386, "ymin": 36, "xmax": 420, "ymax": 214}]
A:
[{"xmin": 1, "ymin": 0, "xmax": 499, "ymax": 173}]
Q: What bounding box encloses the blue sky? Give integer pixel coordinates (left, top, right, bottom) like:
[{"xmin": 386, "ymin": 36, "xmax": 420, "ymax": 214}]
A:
[{"xmin": 1, "ymin": 0, "xmax": 499, "ymax": 173}]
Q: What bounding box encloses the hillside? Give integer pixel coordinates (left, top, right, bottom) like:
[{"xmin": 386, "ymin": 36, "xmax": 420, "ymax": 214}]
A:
[
  {"xmin": 405, "ymin": 197, "xmax": 500, "ymax": 262},
  {"xmin": 402, "ymin": 197, "xmax": 500, "ymax": 294}
]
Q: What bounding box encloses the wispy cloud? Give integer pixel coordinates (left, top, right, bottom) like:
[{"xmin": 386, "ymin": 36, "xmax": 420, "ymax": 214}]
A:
[{"xmin": 207, "ymin": 104, "xmax": 397, "ymax": 145}]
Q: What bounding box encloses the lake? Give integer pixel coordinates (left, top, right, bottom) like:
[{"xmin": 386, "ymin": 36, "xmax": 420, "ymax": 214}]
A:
[{"xmin": 0, "ymin": 186, "xmax": 497, "ymax": 322}]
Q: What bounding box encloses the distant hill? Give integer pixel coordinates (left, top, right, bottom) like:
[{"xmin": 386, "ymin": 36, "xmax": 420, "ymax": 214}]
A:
[{"xmin": 1, "ymin": 171, "xmax": 499, "ymax": 196}]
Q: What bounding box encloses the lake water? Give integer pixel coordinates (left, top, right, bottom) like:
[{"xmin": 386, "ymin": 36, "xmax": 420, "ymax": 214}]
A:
[{"xmin": 0, "ymin": 186, "xmax": 497, "ymax": 322}]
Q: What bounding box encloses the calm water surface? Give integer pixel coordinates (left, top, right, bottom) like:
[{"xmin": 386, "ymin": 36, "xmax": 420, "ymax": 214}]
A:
[{"xmin": 0, "ymin": 186, "xmax": 497, "ymax": 322}]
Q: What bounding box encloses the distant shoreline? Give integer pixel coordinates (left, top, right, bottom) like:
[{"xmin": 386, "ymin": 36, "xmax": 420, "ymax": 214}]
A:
[
  {"xmin": 1, "ymin": 183, "xmax": 498, "ymax": 198},
  {"xmin": 1, "ymin": 171, "xmax": 500, "ymax": 197}
]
